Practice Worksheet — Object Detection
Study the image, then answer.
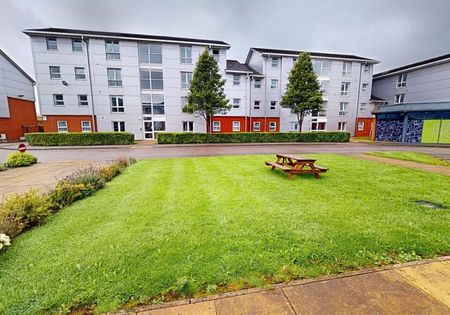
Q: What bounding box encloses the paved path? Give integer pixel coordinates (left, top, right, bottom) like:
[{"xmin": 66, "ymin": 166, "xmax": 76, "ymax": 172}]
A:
[{"xmin": 126, "ymin": 257, "xmax": 450, "ymax": 315}]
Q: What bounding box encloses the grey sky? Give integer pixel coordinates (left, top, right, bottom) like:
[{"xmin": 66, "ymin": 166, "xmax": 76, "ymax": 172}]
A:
[{"xmin": 1, "ymin": 0, "xmax": 450, "ymax": 78}]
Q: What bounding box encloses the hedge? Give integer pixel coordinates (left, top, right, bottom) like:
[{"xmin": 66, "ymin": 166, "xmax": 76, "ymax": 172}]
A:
[
  {"xmin": 25, "ymin": 132, "xmax": 135, "ymax": 146},
  {"xmin": 157, "ymin": 131, "xmax": 350, "ymax": 144}
]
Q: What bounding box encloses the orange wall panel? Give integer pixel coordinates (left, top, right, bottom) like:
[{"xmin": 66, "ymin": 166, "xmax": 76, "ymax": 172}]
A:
[
  {"xmin": 355, "ymin": 117, "xmax": 375, "ymax": 137},
  {"xmin": 211, "ymin": 116, "xmax": 280, "ymax": 132},
  {"xmin": 42, "ymin": 115, "xmax": 95, "ymax": 132},
  {"xmin": 0, "ymin": 97, "xmax": 38, "ymax": 141}
]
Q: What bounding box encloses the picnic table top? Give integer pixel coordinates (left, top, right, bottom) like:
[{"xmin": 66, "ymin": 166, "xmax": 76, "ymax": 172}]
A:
[{"xmin": 276, "ymin": 154, "xmax": 317, "ymax": 162}]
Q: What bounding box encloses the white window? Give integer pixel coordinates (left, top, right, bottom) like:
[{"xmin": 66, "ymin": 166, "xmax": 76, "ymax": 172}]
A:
[
  {"xmin": 362, "ymin": 83, "xmax": 369, "ymax": 92},
  {"xmin": 181, "ymin": 96, "xmax": 187, "ymax": 109},
  {"xmin": 105, "ymin": 41, "xmax": 120, "ymax": 60},
  {"xmin": 53, "ymin": 94, "xmax": 64, "ymax": 106},
  {"xmin": 271, "ymin": 57, "xmax": 279, "ymax": 67},
  {"xmin": 312, "ymin": 59, "xmax": 331, "ymax": 76},
  {"xmin": 360, "ymin": 103, "xmax": 367, "ymax": 112},
  {"xmin": 253, "ymin": 100, "xmax": 260, "ymax": 110},
  {"xmin": 341, "ymin": 82, "xmax": 350, "ymax": 96},
  {"xmin": 397, "ymin": 73, "xmax": 407, "ymax": 87},
  {"xmin": 269, "ymin": 121, "xmax": 276, "ymax": 131},
  {"xmin": 140, "ymin": 69, "xmax": 164, "ymax": 90},
  {"xmin": 339, "ymin": 102, "xmax": 349, "ymax": 116},
  {"xmin": 357, "ymin": 121, "xmax": 365, "ymax": 131},
  {"xmin": 254, "ymin": 79, "xmax": 261, "ymax": 88},
  {"xmin": 46, "ymin": 37, "xmax": 57, "ymax": 50},
  {"xmin": 311, "ymin": 120, "xmax": 326, "ymax": 131},
  {"xmin": 181, "ymin": 72, "xmax": 193, "ymax": 89},
  {"xmin": 112, "ymin": 121, "xmax": 126, "ymax": 132},
  {"xmin": 74, "ymin": 67, "xmax": 86, "ymax": 80},
  {"xmin": 253, "ymin": 121, "xmax": 261, "ymax": 132},
  {"xmin": 232, "ymin": 121, "xmax": 240, "ymax": 132},
  {"xmin": 233, "ymin": 75, "xmax": 240, "ymax": 86},
  {"xmin": 107, "ymin": 68, "xmax": 122, "ymax": 87},
  {"xmin": 343, "ymin": 61, "xmax": 352, "ymax": 75},
  {"xmin": 270, "ymin": 101, "xmax": 277, "ymax": 110},
  {"xmin": 394, "ymin": 93, "xmax": 405, "ymax": 104},
  {"xmin": 72, "ymin": 39, "xmax": 82, "ymax": 52},
  {"xmin": 81, "ymin": 121, "xmax": 91, "ymax": 132},
  {"xmin": 180, "ymin": 46, "xmax": 192, "ymax": 64},
  {"xmin": 338, "ymin": 122, "xmax": 347, "ymax": 131},
  {"xmin": 78, "ymin": 94, "xmax": 88, "ymax": 106},
  {"xmin": 110, "ymin": 95, "xmax": 124, "ymax": 113},
  {"xmin": 138, "ymin": 43, "xmax": 162, "ymax": 63},
  {"xmin": 49, "ymin": 66, "xmax": 61, "ymax": 79},
  {"xmin": 183, "ymin": 121, "xmax": 194, "ymax": 132},
  {"xmin": 271, "ymin": 79, "xmax": 278, "ymax": 89},
  {"xmin": 212, "ymin": 49, "xmax": 220, "ymax": 62},
  {"xmin": 290, "ymin": 122, "xmax": 299, "ymax": 132},
  {"xmin": 57, "ymin": 121, "xmax": 68, "ymax": 132},
  {"xmin": 363, "ymin": 64, "xmax": 371, "ymax": 73},
  {"xmin": 232, "ymin": 98, "xmax": 240, "ymax": 109},
  {"xmin": 212, "ymin": 121, "xmax": 220, "ymax": 132}
]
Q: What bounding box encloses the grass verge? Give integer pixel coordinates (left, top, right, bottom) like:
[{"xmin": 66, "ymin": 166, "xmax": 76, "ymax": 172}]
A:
[{"xmin": 366, "ymin": 151, "xmax": 449, "ymax": 166}]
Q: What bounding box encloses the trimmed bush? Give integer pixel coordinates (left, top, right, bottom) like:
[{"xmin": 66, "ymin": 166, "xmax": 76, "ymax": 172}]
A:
[
  {"xmin": 157, "ymin": 131, "xmax": 350, "ymax": 144},
  {"xmin": 5, "ymin": 152, "xmax": 38, "ymax": 168},
  {"xmin": 25, "ymin": 132, "xmax": 135, "ymax": 146}
]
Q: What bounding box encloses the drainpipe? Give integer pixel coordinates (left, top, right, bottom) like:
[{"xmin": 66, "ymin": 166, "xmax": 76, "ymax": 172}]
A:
[
  {"xmin": 247, "ymin": 74, "xmax": 252, "ymax": 132},
  {"xmin": 83, "ymin": 36, "xmax": 97, "ymax": 132},
  {"xmin": 263, "ymin": 56, "xmax": 268, "ymax": 132},
  {"xmin": 354, "ymin": 60, "xmax": 368, "ymax": 136}
]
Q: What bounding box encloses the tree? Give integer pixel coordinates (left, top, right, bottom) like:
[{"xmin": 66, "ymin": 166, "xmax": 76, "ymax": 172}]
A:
[
  {"xmin": 280, "ymin": 52, "xmax": 323, "ymax": 132},
  {"xmin": 182, "ymin": 49, "xmax": 231, "ymax": 132}
]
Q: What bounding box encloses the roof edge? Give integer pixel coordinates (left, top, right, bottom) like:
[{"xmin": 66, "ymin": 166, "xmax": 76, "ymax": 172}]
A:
[{"xmin": 0, "ymin": 49, "xmax": 35, "ymax": 84}]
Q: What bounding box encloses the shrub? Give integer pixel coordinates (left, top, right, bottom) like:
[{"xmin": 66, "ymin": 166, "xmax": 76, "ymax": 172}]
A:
[
  {"xmin": 5, "ymin": 152, "xmax": 38, "ymax": 168},
  {"xmin": 157, "ymin": 131, "xmax": 350, "ymax": 144},
  {"xmin": 0, "ymin": 233, "xmax": 11, "ymax": 251},
  {"xmin": 25, "ymin": 132, "xmax": 135, "ymax": 146},
  {"xmin": 0, "ymin": 191, "xmax": 51, "ymax": 238}
]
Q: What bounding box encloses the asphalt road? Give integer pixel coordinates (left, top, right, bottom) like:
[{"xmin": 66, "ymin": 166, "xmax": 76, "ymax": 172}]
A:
[{"xmin": 1, "ymin": 142, "xmax": 449, "ymax": 162}]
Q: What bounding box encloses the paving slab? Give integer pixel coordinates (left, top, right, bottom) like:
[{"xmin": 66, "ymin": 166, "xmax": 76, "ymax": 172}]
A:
[
  {"xmin": 214, "ymin": 289, "xmax": 295, "ymax": 315},
  {"xmin": 139, "ymin": 301, "xmax": 215, "ymax": 315}
]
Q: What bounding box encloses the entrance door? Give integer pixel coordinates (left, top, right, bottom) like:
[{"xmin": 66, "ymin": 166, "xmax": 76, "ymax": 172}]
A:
[{"xmin": 143, "ymin": 119, "xmax": 153, "ymax": 139}]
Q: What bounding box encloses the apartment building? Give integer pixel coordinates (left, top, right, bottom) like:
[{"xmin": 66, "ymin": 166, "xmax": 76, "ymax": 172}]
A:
[
  {"xmin": 0, "ymin": 49, "xmax": 37, "ymax": 141},
  {"xmin": 372, "ymin": 53, "xmax": 450, "ymax": 144},
  {"xmin": 25, "ymin": 27, "xmax": 378, "ymax": 139}
]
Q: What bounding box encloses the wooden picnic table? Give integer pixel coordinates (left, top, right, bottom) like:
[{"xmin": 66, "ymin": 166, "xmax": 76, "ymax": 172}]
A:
[{"xmin": 265, "ymin": 154, "xmax": 328, "ymax": 179}]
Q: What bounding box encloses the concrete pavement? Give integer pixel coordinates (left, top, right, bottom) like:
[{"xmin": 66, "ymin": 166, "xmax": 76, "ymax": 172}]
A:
[{"xmin": 128, "ymin": 257, "xmax": 450, "ymax": 315}]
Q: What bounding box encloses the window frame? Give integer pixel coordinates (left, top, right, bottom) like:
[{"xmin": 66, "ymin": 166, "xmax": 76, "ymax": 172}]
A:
[
  {"xmin": 253, "ymin": 121, "xmax": 261, "ymax": 132},
  {"xmin": 254, "ymin": 79, "xmax": 261, "ymax": 88},
  {"xmin": 112, "ymin": 121, "xmax": 126, "ymax": 132},
  {"xmin": 72, "ymin": 39, "xmax": 83, "ymax": 52},
  {"xmin": 53, "ymin": 94, "xmax": 64, "ymax": 106},
  {"xmin": 342, "ymin": 61, "xmax": 352, "ymax": 75},
  {"xmin": 362, "ymin": 83, "xmax": 369, "ymax": 92},
  {"xmin": 78, "ymin": 94, "xmax": 89, "ymax": 106},
  {"xmin": 338, "ymin": 122, "xmax": 347, "ymax": 131},
  {"xmin": 270, "ymin": 79, "xmax": 278, "ymax": 89},
  {"xmin": 271, "ymin": 57, "xmax": 279, "ymax": 67},
  {"xmin": 49, "ymin": 66, "xmax": 61, "ymax": 79},
  {"xmin": 233, "ymin": 74, "xmax": 240, "ymax": 86},
  {"xmin": 363, "ymin": 64, "xmax": 371, "ymax": 73},
  {"xmin": 105, "ymin": 40, "xmax": 120, "ymax": 60},
  {"xmin": 180, "ymin": 71, "xmax": 193, "ymax": 89},
  {"xmin": 179, "ymin": 45, "xmax": 192, "ymax": 64},
  {"xmin": 212, "ymin": 121, "xmax": 221, "ymax": 132},
  {"xmin": 57, "ymin": 120, "xmax": 68, "ymax": 133},
  {"xmin": 396, "ymin": 73, "xmax": 407, "ymax": 88},
  {"xmin": 182, "ymin": 121, "xmax": 194, "ymax": 132},
  {"xmin": 339, "ymin": 102, "xmax": 349, "ymax": 116},
  {"xmin": 269, "ymin": 121, "xmax": 276, "ymax": 132},
  {"xmin": 232, "ymin": 121, "xmax": 240, "ymax": 132},
  {"xmin": 394, "ymin": 93, "xmax": 405, "ymax": 104},
  {"xmin": 357, "ymin": 121, "xmax": 365, "ymax": 131},
  {"xmin": 81, "ymin": 121, "xmax": 91, "ymax": 132},
  {"xmin": 74, "ymin": 67, "xmax": 86, "ymax": 80},
  {"xmin": 360, "ymin": 102, "xmax": 367, "ymax": 112},
  {"xmin": 46, "ymin": 37, "xmax": 57, "ymax": 50},
  {"xmin": 253, "ymin": 100, "xmax": 260, "ymax": 110},
  {"xmin": 270, "ymin": 101, "xmax": 277, "ymax": 110},
  {"xmin": 107, "ymin": 68, "xmax": 122, "ymax": 87},
  {"xmin": 232, "ymin": 98, "xmax": 241, "ymax": 109},
  {"xmin": 110, "ymin": 95, "xmax": 124, "ymax": 113},
  {"xmin": 340, "ymin": 82, "xmax": 350, "ymax": 96}
]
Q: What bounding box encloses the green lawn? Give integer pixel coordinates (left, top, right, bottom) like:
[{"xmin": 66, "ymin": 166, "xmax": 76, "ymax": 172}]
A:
[
  {"xmin": 367, "ymin": 151, "xmax": 450, "ymax": 166},
  {"xmin": 1, "ymin": 154, "xmax": 449, "ymax": 314}
]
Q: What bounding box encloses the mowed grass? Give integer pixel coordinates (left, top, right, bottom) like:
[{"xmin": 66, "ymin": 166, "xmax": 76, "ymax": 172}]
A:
[
  {"xmin": 1, "ymin": 154, "xmax": 449, "ymax": 314},
  {"xmin": 367, "ymin": 151, "xmax": 450, "ymax": 166}
]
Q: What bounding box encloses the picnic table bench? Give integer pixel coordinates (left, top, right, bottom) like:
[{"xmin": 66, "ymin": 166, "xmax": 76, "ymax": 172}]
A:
[{"xmin": 265, "ymin": 154, "xmax": 328, "ymax": 179}]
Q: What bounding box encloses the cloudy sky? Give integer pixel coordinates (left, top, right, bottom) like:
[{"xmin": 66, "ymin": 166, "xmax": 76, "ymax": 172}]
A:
[{"xmin": 1, "ymin": 0, "xmax": 450, "ymax": 77}]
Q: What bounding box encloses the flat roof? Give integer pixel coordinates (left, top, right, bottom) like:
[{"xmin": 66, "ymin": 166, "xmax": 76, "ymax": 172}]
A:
[
  {"xmin": 23, "ymin": 27, "xmax": 230, "ymax": 48},
  {"xmin": 374, "ymin": 102, "xmax": 450, "ymax": 114},
  {"xmin": 0, "ymin": 49, "xmax": 35, "ymax": 84}
]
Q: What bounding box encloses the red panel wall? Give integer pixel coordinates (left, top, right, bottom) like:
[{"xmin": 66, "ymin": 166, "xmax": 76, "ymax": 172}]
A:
[
  {"xmin": 211, "ymin": 116, "xmax": 280, "ymax": 132},
  {"xmin": 0, "ymin": 97, "xmax": 38, "ymax": 141},
  {"xmin": 42, "ymin": 115, "xmax": 95, "ymax": 132},
  {"xmin": 355, "ymin": 117, "xmax": 375, "ymax": 137}
]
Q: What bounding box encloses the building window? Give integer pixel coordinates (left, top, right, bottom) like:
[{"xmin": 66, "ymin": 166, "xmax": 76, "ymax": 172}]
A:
[
  {"xmin": 232, "ymin": 121, "xmax": 240, "ymax": 132},
  {"xmin": 72, "ymin": 39, "xmax": 82, "ymax": 52},
  {"xmin": 141, "ymin": 93, "xmax": 164, "ymax": 115},
  {"xmin": 397, "ymin": 73, "xmax": 407, "ymax": 87},
  {"xmin": 212, "ymin": 121, "xmax": 220, "ymax": 132},
  {"xmin": 181, "ymin": 71, "xmax": 193, "ymax": 89},
  {"xmin": 269, "ymin": 121, "xmax": 276, "ymax": 131},
  {"xmin": 46, "ymin": 37, "xmax": 57, "ymax": 50},
  {"xmin": 360, "ymin": 103, "xmax": 367, "ymax": 112},
  {"xmin": 357, "ymin": 121, "xmax": 365, "ymax": 131},
  {"xmin": 49, "ymin": 66, "xmax": 61, "ymax": 79},
  {"xmin": 107, "ymin": 68, "xmax": 122, "ymax": 87},
  {"xmin": 320, "ymin": 80, "xmax": 329, "ymax": 98},
  {"xmin": 339, "ymin": 102, "xmax": 348, "ymax": 116},
  {"xmin": 74, "ymin": 67, "xmax": 86, "ymax": 80},
  {"xmin": 180, "ymin": 46, "xmax": 192, "ymax": 64},
  {"xmin": 270, "ymin": 101, "xmax": 277, "ymax": 110},
  {"xmin": 312, "ymin": 59, "xmax": 331, "ymax": 76},
  {"xmin": 181, "ymin": 96, "xmax": 187, "ymax": 109},
  {"xmin": 271, "ymin": 79, "xmax": 278, "ymax": 89},
  {"xmin": 253, "ymin": 121, "xmax": 261, "ymax": 132},
  {"xmin": 394, "ymin": 93, "xmax": 405, "ymax": 104},
  {"xmin": 110, "ymin": 95, "xmax": 124, "ymax": 113},
  {"xmin": 212, "ymin": 49, "xmax": 220, "ymax": 62},
  {"xmin": 290, "ymin": 122, "xmax": 299, "ymax": 132},
  {"xmin": 138, "ymin": 43, "xmax": 162, "ymax": 63},
  {"xmin": 183, "ymin": 121, "xmax": 194, "ymax": 132},
  {"xmin": 78, "ymin": 94, "xmax": 89, "ymax": 106},
  {"xmin": 362, "ymin": 83, "xmax": 369, "ymax": 92},
  {"xmin": 233, "ymin": 75, "xmax": 240, "ymax": 86},
  {"xmin": 254, "ymin": 79, "xmax": 261, "ymax": 88},
  {"xmin": 105, "ymin": 41, "xmax": 120, "ymax": 60},
  {"xmin": 311, "ymin": 120, "xmax": 326, "ymax": 131},
  {"xmin": 112, "ymin": 121, "xmax": 126, "ymax": 132},
  {"xmin": 142, "ymin": 94, "xmax": 152, "ymax": 114},
  {"xmin": 271, "ymin": 57, "xmax": 279, "ymax": 67},
  {"xmin": 341, "ymin": 82, "xmax": 350, "ymax": 96},
  {"xmin": 154, "ymin": 121, "xmax": 166, "ymax": 133},
  {"xmin": 53, "ymin": 94, "xmax": 64, "ymax": 106},
  {"xmin": 140, "ymin": 69, "xmax": 164, "ymax": 90},
  {"xmin": 81, "ymin": 121, "xmax": 91, "ymax": 132},
  {"xmin": 338, "ymin": 122, "xmax": 347, "ymax": 131},
  {"xmin": 342, "ymin": 61, "xmax": 352, "ymax": 75},
  {"xmin": 232, "ymin": 98, "xmax": 240, "ymax": 109},
  {"xmin": 57, "ymin": 121, "xmax": 68, "ymax": 132},
  {"xmin": 363, "ymin": 64, "xmax": 371, "ymax": 73},
  {"xmin": 254, "ymin": 100, "xmax": 260, "ymax": 110}
]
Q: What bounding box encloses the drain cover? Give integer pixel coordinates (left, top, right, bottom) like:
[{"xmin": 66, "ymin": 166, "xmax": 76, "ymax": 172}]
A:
[{"xmin": 416, "ymin": 200, "xmax": 445, "ymax": 209}]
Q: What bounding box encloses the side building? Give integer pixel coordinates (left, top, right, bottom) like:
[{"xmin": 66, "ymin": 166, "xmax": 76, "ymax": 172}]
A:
[{"xmin": 372, "ymin": 53, "xmax": 450, "ymax": 144}]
